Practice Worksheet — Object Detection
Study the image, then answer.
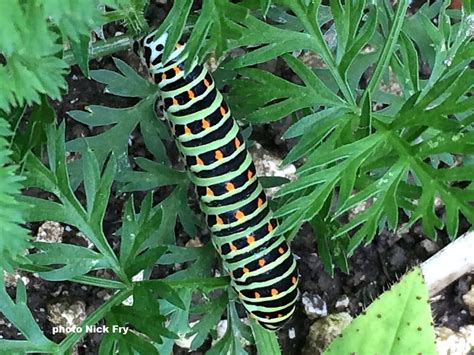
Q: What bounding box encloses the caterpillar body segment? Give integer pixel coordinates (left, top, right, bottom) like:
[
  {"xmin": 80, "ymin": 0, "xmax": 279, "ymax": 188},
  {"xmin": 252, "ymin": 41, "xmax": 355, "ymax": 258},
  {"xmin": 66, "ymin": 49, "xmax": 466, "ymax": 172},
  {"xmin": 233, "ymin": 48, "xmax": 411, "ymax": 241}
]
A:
[{"xmin": 135, "ymin": 31, "xmax": 299, "ymax": 330}]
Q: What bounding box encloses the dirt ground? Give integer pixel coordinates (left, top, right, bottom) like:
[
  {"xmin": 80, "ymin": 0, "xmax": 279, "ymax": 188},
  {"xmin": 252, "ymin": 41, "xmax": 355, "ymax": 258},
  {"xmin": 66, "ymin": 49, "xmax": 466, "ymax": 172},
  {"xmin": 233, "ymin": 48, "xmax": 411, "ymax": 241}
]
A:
[{"xmin": 1, "ymin": 2, "xmax": 473, "ymax": 354}]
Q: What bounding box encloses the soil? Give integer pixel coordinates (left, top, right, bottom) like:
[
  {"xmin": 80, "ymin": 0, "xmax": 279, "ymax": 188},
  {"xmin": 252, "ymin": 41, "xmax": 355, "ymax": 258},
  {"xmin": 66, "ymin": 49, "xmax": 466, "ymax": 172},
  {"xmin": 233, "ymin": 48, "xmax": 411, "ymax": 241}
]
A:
[{"xmin": 1, "ymin": 2, "xmax": 473, "ymax": 355}]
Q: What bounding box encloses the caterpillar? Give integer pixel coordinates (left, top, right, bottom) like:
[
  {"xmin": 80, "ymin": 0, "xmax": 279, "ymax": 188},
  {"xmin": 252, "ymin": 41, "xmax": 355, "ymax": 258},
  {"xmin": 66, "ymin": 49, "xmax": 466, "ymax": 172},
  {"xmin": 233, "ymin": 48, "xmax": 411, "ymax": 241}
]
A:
[{"xmin": 134, "ymin": 30, "xmax": 299, "ymax": 330}]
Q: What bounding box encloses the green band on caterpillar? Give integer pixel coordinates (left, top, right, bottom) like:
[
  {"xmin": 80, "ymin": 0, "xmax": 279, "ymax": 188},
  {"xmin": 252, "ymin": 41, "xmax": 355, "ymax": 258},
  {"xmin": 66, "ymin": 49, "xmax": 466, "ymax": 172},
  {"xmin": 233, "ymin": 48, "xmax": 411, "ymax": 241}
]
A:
[{"xmin": 134, "ymin": 30, "xmax": 299, "ymax": 330}]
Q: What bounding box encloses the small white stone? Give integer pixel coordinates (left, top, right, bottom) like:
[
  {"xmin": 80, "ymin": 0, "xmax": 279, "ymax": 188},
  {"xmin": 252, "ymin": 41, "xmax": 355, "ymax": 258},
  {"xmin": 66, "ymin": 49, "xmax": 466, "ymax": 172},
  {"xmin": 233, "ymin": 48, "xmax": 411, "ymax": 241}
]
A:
[
  {"xmin": 462, "ymin": 285, "xmax": 474, "ymax": 316},
  {"xmin": 335, "ymin": 295, "xmax": 350, "ymax": 310},
  {"xmin": 420, "ymin": 239, "xmax": 440, "ymax": 255},
  {"xmin": 436, "ymin": 325, "xmax": 474, "ymax": 355},
  {"xmin": 249, "ymin": 143, "xmax": 297, "ymax": 197},
  {"xmin": 288, "ymin": 327, "xmax": 296, "ymax": 339},
  {"xmin": 302, "ymin": 292, "xmax": 327, "ymax": 319},
  {"xmin": 47, "ymin": 300, "xmax": 87, "ymax": 328},
  {"xmin": 36, "ymin": 221, "xmax": 64, "ymax": 243}
]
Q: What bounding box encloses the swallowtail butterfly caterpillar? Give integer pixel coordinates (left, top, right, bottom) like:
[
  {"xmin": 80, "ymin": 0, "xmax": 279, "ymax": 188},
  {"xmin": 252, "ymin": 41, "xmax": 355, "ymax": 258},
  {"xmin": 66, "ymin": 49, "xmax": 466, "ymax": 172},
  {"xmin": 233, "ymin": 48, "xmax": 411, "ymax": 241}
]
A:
[{"xmin": 134, "ymin": 30, "xmax": 299, "ymax": 330}]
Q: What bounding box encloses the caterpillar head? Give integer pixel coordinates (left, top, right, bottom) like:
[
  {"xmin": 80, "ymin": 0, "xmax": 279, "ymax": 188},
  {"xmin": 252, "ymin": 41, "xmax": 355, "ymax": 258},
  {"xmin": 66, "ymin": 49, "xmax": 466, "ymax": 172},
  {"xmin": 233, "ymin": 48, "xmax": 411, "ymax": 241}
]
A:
[{"xmin": 133, "ymin": 30, "xmax": 168, "ymax": 69}]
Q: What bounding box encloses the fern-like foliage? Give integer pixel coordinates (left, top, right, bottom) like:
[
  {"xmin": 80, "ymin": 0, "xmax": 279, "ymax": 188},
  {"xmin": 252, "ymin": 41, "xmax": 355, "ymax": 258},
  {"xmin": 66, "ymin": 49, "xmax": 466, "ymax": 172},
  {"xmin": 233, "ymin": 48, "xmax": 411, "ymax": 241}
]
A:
[
  {"xmin": 0, "ymin": 0, "xmax": 146, "ymax": 113},
  {"xmin": 81, "ymin": 0, "xmax": 473, "ymax": 274},
  {"xmin": 222, "ymin": 0, "xmax": 473, "ymax": 272},
  {"xmin": 0, "ymin": 117, "xmax": 29, "ymax": 271}
]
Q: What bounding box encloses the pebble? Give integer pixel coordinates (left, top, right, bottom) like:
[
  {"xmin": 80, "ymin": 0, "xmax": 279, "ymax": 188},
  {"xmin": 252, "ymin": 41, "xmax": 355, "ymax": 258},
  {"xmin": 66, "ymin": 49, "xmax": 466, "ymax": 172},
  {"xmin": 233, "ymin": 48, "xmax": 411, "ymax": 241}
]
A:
[
  {"xmin": 420, "ymin": 239, "xmax": 440, "ymax": 255},
  {"xmin": 249, "ymin": 142, "xmax": 296, "ymax": 197},
  {"xmin": 302, "ymin": 292, "xmax": 327, "ymax": 319},
  {"xmin": 288, "ymin": 327, "xmax": 296, "ymax": 339},
  {"xmin": 47, "ymin": 300, "xmax": 87, "ymax": 329},
  {"xmin": 462, "ymin": 285, "xmax": 474, "ymax": 316},
  {"xmin": 436, "ymin": 325, "xmax": 474, "ymax": 355},
  {"xmin": 36, "ymin": 221, "xmax": 64, "ymax": 243},
  {"xmin": 302, "ymin": 313, "xmax": 353, "ymax": 355},
  {"xmin": 335, "ymin": 295, "xmax": 350, "ymax": 310}
]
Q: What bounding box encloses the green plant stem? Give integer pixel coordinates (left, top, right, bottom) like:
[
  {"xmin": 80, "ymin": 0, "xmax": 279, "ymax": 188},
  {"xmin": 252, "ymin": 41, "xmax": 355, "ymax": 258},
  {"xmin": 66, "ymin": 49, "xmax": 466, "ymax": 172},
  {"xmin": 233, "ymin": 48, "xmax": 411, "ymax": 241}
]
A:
[
  {"xmin": 360, "ymin": 0, "xmax": 409, "ymax": 107},
  {"xmin": 139, "ymin": 276, "xmax": 230, "ymax": 290},
  {"xmin": 63, "ymin": 35, "xmax": 134, "ymax": 67},
  {"xmin": 86, "ymin": 225, "xmax": 131, "ymax": 285},
  {"xmin": 103, "ymin": 10, "xmax": 128, "ymax": 23},
  {"xmin": 18, "ymin": 265, "xmax": 126, "ymax": 289},
  {"xmin": 56, "ymin": 288, "xmax": 133, "ymax": 354}
]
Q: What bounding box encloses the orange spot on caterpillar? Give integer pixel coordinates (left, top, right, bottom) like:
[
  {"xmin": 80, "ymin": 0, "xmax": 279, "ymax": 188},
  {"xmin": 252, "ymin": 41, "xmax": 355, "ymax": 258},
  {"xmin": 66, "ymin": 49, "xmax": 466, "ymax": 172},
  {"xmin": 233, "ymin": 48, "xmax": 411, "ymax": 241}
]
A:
[
  {"xmin": 216, "ymin": 216, "xmax": 223, "ymax": 224},
  {"xmin": 187, "ymin": 90, "xmax": 195, "ymax": 99},
  {"xmin": 257, "ymin": 198, "xmax": 263, "ymax": 208},
  {"xmin": 215, "ymin": 150, "xmax": 224, "ymax": 160},
  {"xmin": 271, "ymin": 288, "xmax": 279, "ymax": 296},
  {"xmin": 234, "ymin": 137, "xmax": 241, "ymax": 149},
  {"xmin": 173, "ymin": 66, "xmax": 181, "ymax": 75},
  {"xmin": 230, "ymin": 243, "xmax": 237, "ymax": 252},
  {"xmin": 266, "ymin": 315, "xmax": 270, "ymax": 319},
  {"xmin": 268, "ymin": 222, "xmax": 274, "ymax": 232},
  {"xmin": 238, "ymin": 292, "xmax": 244, "ymax": 299},
  {"xmin": 184, "ymin": 126, "xmax": 191, "ymax": 134},
  {"xmin": 196, "ymin": 157, "xmax": 204, "ymax": 165},
  {"xmin": 203, "ymin": 78, "xmax": 210, "ymax": 87},
  {"xmin": 172, "ymin": 98, "xmax": 179, "ymax": 106},
  {"xmin": 247, "ymin": 170, "xmax": 253, "ymax": 180},
  {"xmin": 254, "ymin": 292, "xmax": 261, "ymax": 299},
  {"xmin": 243, "ymin": 267, "xmax": 250, "ymax": 273},
  {"xmin": 258, "ymin": 259, "xmax": 266, "ymax": 267},
  {"xmin": 202, "ymin": 119, "xmax": 210, "ymax": 129},
  {"xmin": 220, "ymin": 106, "xmax": 226, "ymax": 116},
  {"xmin": 175, "ymin": 43, "xmax": 183, "ymax": 48},
  {"xmin": 206, "ymin": 187, "xmax": 214, "ymax": 196},
  {"xmin": 225, "ymin": 182, "xmax": 235, "ymax": 191},
  {"xmin": 247, "ymin": 235, "xmax": 255, "ymax": 245},
  {"xmin": 277, "ymin": 313, "xmax": 283, "ymax": 318},
  {"xmin": 161, "ymin": 73, "xmax": 167, "ymax": 81},
  {"xmin": 235, "ymin": 210, "xmax": 245, "ymax": 220},
  {"xmin": 278, "ymin": 247, "xmax": 285, "ymax": 254},
  {"xmin": 291, "ymin": 276, "xmax": 297, "ymax": 285}
]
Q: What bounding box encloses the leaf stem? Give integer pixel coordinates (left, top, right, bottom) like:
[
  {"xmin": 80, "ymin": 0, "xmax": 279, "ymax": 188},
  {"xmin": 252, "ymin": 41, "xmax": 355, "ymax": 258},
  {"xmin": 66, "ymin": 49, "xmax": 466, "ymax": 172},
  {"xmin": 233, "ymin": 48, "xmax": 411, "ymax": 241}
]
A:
[
  {"xmin": 18, "ymin": 265, "xmax": 126, "ymax": 289},
  {"xmin": 56, "ymin": 288, "xmax": 133, "ymax": 353},
  {"xmin": 63, "ymin": 35, "xmax": 134, "ymax": 67}
]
